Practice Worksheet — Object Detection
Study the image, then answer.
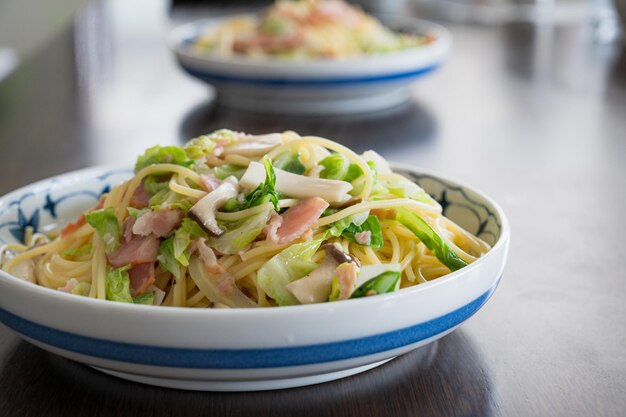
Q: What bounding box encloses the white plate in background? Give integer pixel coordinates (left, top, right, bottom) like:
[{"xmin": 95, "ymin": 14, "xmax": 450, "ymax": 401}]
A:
[{"xmin": 170, "ymin": 16, "xmax": 452, "ymax": 115}]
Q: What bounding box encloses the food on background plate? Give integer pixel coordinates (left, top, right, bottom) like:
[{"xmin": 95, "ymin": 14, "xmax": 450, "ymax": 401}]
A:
[
  {"xmin": 0, "ymin": 130, "xmax": 490, "ymax": 308},
  {"xmin": 193, "ymin": 0, "xmax": 435, "ymax": 59}
]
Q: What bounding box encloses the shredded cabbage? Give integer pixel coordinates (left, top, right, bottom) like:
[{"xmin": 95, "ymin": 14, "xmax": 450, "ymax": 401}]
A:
[
  {"xmin": 214, "ymin": 164, "xmax": 246, "ymax": 180},
  {"xmin": 242, "ymin": 156, "xmax": 280, "ymax": 210},
  {"xmin": 172, "ymin": 218, "xmax": 207, "ymax": 266},
  {"xmin": 157, "ymin": 237, "xmax": 184, "ymax": 280},
  {"xmin": 132, "ymin": 291, "xmax": 155, "ymax": 305},
  {"xmin": 71, "ymin": 282, "xmax": 91, "ymax": 296},
  {"xmin": 257, "ymin": 236, "xmax": 326, "ymax": 306},
  {"xmin": 209, "ymin": 207, "xmax": 273, "ymax": 255},
  {"xmin": 85, "ymin": 208, "xmax": 120, "ymax": 253},
  {"xmin": 105, "ymin": 265, "xmax": 133, "ymax": 303},
  {"xmin": 273, "ymin": 151, "xmax": 306, "ymax": 175},
  {"xmin": 134, "ymin": 145, "xmax": 191, "ymax": 173}
]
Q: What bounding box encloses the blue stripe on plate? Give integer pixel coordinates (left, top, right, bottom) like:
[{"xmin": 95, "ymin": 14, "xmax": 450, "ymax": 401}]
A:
[
  {"xmin": 180, "ymin": 63, "xmax": 440, "ymax": 87},
  {"xmin": 0, "ymin": 284, "xmax": 495, "ymax": 369}
]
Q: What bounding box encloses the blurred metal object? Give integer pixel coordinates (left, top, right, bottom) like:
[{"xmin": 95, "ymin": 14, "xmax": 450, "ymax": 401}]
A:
[
  {"xmin": 352, "ymin": 0, "xmax": 410, "ymax": 14},
  {"xmin": 0, "ymin": 48, "xmax": 18, "ymax": 82},
  {"xmin": 411, "ymin": 0, "xmax": 589, "ymax": 25},
  {"xmin": 613, "ymin": 0, "xmax": 626, "ymax": 40},
  {"xmin": 590, "ymin": 0, "xmax": 621, "ymax": 43}
]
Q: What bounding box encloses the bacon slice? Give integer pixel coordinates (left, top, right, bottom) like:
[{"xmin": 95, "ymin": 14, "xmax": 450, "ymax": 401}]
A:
[
  {"xmin": 129, "ymin": 263, "xmax": 155, "ymax": 296},
  {"xmin": 194, "ymin": 238, "xmax": 222, "ymax": 275},
  {"xmin": 233, "ymin": 32, "xmax": 304, "ymax": 54},
  {"xmin": 60, "ymin": 214, "xmax": 87, "ymax": 238},
  {"xmin": 60, "ymin": 196, "xmax": 105, "ymax": 237},
  {"xmin": 107, "ymin": 235, "xmax": 160, "ymax": 268},
  {"xmin": 129, "ymin": 180, "xmax": 151, "ymax": 209},
  {"xmin": 132, "ymin": 209, "xmax": 183, "ymax": 238},
  {"xmin": 263, "ymin": 212, "xmax": 283, "ymax": 242},
  {"xmin": 311, "ymin": 0, "xmax": 361, "ymax": 27},
  {"xmin": 272, "ymin": 197, "xmax": 329, "ymax": 245},
  {"xmin": 122, "ymin": 216, "xmax": 136, "ymax": 243}
]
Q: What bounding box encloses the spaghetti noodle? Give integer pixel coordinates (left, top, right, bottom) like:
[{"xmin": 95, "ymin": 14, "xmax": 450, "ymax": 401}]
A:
[{"xmin": 0, "ymin": 129, "xmax": 490, "ymax": 308}]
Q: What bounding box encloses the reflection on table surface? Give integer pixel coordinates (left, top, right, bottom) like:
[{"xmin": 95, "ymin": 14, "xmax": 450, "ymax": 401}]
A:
[
  {"xmin": 179, "ymin": 100, "xmax": 437, "ymax": 154},
  {"xmin": 0, "ymin": 0, "xmax": 625, "ymax": 416},
  {"xmin": 0, "ymin": 329, "xmax": 495, "ymax": 417}
]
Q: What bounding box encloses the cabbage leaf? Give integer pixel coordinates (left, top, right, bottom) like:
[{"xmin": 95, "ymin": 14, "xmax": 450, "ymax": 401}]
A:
[
  {"xmin": 273, "ymin": 151, "xmax": 306, "ymax": 175},
  {"xmin": 157, "ymin": 237, "xmax": 184, "ymax": 280},
  {"xmin": 134, "ymin": 145, "xmax": 191, "ymax": 173},
  {"xmin": 214, "ymin": 164, "xmax": 246, "ymax": 180},
  {"xmin": 71, "ymin": 282, "xmax": 91, "ymax": 297},
  {"xmin": 242, "ymin": 156, "xmax": 280, "ymax": 210},
  {"xmin": 172, "ymin": 218, "xmax": 207, "ymax": 266},
  {"xmin": 85, "ymin": 208, "xmax": 120, "ymax": 253},
  {"xmin": 328, "ymin": 213, "xmax": 382, "ymax": 249},
  {"xmin": 105, "ymin": 265, "xmax": 133, "ymax": 303},
  {"xmin": 257, "ymin": 236, "xmax": 326, "ymax": 306},
  {"xmin": 341, "ymin": 215, "xmax": 383, "ymax": 249},
  {"xmin": 209, "ymin": 208, "xmax": 273, "ymax": 255},
  {"xmin": 132, "ymin": 291, "xmax": 155, "ymax": 305}
]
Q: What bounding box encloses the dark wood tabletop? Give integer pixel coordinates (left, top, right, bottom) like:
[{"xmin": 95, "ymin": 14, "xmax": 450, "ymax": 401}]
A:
[{"xmin": 1, "ymin": 1, "xmax": 625, "ymax": 416}]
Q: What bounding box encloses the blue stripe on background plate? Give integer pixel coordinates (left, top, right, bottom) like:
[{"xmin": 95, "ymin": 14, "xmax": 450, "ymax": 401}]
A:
[
  {"xmin": 181, "ymin": 63, "xmax": 440, "ymax": 87},
  {"xmin": 0, "ymin": 284, "xmax": 495, "ymax": 369}
]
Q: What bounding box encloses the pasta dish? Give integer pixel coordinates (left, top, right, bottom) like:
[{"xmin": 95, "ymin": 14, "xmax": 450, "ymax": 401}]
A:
[
  {"xmin": 0, "ymin": 130, "xmax": 490, "ymax": 308},
  {"xmin": 193, "ymin": 0, "xmax": 434, "ymax": 59}
]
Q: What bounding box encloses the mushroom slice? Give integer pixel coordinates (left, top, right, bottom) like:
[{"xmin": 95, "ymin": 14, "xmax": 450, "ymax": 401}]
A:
[
  {"xmin": 240, "ymin": 161, "xmax": 352, "ymax": 204},
  {"xmin": 286, "ymin": 243, "xmax": 359, "ymax": 304},
  {"xmin": 286, "ymin": 252, "xmax": 338, "ymax": 304},
  {"xmin": 355, "ymin": 263, "xmax": 401, "ymax": 288},
  {"xmin": 222, "ymin": 133, "xmax": 284, "ymax": 157},
  {"xmin": 188, "ymin": 179, "xmax": 239, "ymax": 236},
  {"xmin": 321, "ymin": 243, "xmax": 360, "ymax": 267}
]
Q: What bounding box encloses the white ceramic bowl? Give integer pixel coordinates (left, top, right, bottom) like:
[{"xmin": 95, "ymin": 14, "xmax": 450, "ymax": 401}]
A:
[
  {"xmin": 170, "ymin": 16, "xmax": 452, "ymax": 115},
  {"xmin": 0, "ymin": 164, "xmax": 509, "ymax": 391}
]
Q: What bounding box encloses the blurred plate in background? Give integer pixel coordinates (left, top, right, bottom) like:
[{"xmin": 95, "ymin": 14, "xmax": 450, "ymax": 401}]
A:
[{"xmin": 170, "ymin": 15, "xmax": 451, "ymax": 115}]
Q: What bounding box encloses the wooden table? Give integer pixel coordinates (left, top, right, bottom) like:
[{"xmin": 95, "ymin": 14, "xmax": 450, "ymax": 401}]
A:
[{"xmin": 1, "ymin": 1, "xmax": 625, "ymax": 416}]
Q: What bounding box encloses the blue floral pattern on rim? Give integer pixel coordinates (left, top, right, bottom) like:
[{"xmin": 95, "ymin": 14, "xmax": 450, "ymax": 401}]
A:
[
  {"xmin": 0, "ymin": 169, "xmax": 132, "ymax": 244},
  {"xmin": 0, "ymin": 168, "xmax": 502, "ymax": 246},
  {"xmin": 397, "ymin": 168, "xmax": 502, "ymax": 246}
]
